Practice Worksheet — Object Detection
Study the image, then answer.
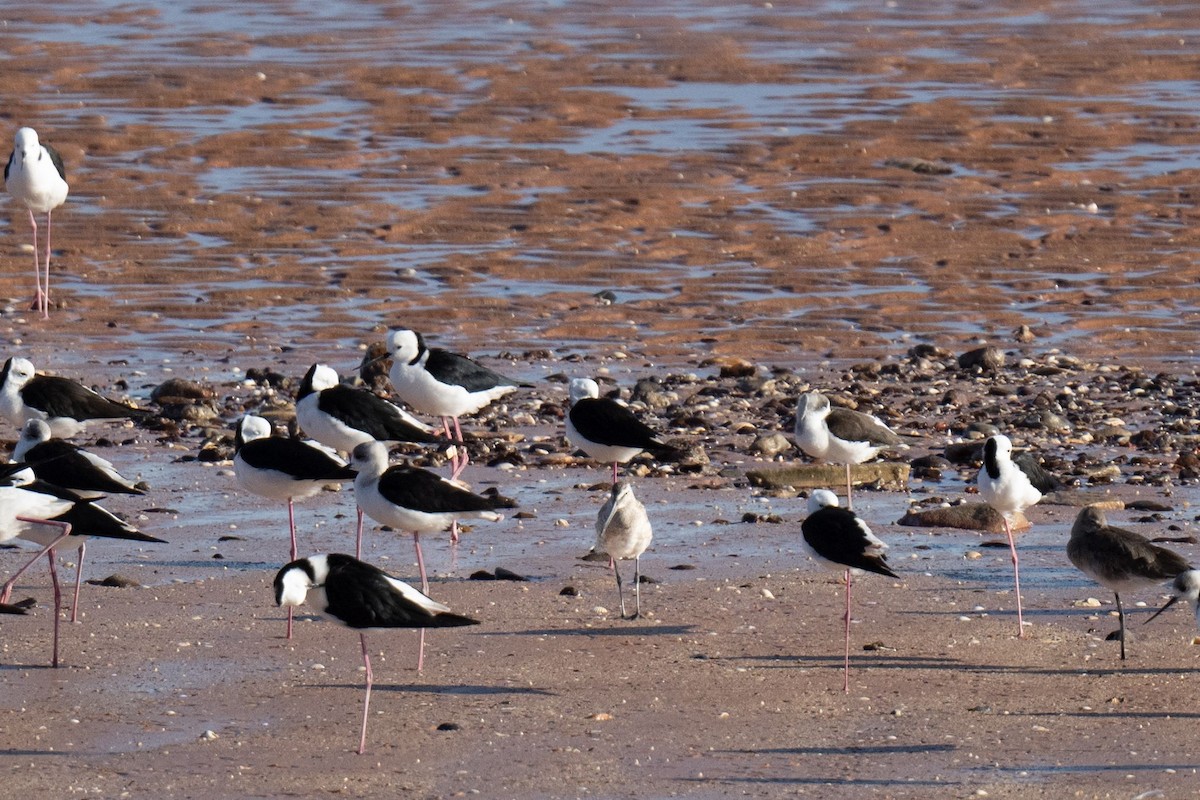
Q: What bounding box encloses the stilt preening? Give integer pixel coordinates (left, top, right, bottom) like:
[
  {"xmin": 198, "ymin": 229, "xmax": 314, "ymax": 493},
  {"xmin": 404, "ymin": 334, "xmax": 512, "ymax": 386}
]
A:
[
  {"xmin": 233, "ymin": 415, "xmax": 357, "ymax": 638},
  {"xmin": 0, "ymin": 483, "xmax": 165, "ymax": 666},
  {"xmin": 274, "ymin": 553, "xmax": 479, "ymax": 754},
  {"xmin": 793, "ymin": 392, "xmax": 904, "ymax": 509},
  {"xmin": 1068, "ymin": 505, "xmax": 1192, "ymax": 660},
  {"xmin": 5, "ymin": 127, "xmax": 68, "ymax": 318},
  {"xmin": 383, "ymin": 329, "xmax": 524, "ymax": 481},
  {"xmin": 14, "ymin": 418, "xmax": 144, "ymax": 500},
  {"xmin": 801, "ymin": 489, "xmax": 898, "ymax": 693},
  {"xmin": 583, "ymin": 481, "xmax": 653, "ymax": 619},
  {"xmin": 0, "ymin": 357, "xmax": 151, "ymax": 437},
  {"xmin": 349, "ymin": 440, "xmax": 511, "ymax": 670},
  {"xmin": 976, "ymin": 434, "xmax": 1042, "ymax": 637},
  {"xmin": 565, "ymin": 377, "xmax": 681, "ymax": 485}
]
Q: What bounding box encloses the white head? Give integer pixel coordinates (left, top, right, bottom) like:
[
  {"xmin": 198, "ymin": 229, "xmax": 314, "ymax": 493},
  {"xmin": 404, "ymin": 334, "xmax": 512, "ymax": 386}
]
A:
[
  {"xmin": 349, "ymin": 440, "xmax": 389, "ymax": 475},
  {"xmin": 386, "ymin": 329, "xmax": 424, "ymax": 365},
  {"xmin": 236, "ymin": 414, "xmax": 273, "ymax": 445},
  {"xmin": 309, "ymin": 364, "xmax": 340, "ymax": 391},
  {"xmin": 13, "ymin": 127, "xmax": 39, "ymax": 158},
  {"xmin": 806, "ymin": 488, "xmax": 840, "ymax": 514},
  {"xmin": 796, "ymin": 392, "xmax": 831, "ymax": 421},
  {"xmin": 568, "ymin": 377, "xmax": 600, "ymax": 405},
  {"xmin": 1, "ymin": 357, "xmax": 36, "ymax": 390},
  {"xmin": 19, "ymin": 418, "xmax": 52, "ymax": 446},
  {"xmin": 274, "ymin": 554, "xmax": 331, "ymax": 608}
]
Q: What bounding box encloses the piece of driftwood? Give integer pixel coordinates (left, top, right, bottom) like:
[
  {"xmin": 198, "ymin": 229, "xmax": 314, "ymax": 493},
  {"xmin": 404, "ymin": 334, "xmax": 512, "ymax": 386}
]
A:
[{"xmin": 746, "ymin": 462, "xmax": 910, "ymax": 491}]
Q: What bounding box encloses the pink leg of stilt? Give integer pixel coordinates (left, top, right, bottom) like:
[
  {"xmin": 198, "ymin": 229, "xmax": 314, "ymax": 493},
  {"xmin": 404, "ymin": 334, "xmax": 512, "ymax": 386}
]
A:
[
  {"xmin": 355, "ymin": 507, "xmax": 364, "ymax": 560},
  {"xmin": 441, "ymin": 417, "xmax": 462, "ymax": 479},
  {"xmin": 286, "ymin": 499, "xmax": 298, "ymax": 640},
  {"xmin": 450, "ymin": 520, "xmax": 460, "ymax": 546},
  {"xmin": 1, "ymin": 518, "xmax": 74, "ymax": 604},
  {"xmin": 845, "ymin": 463, "xmax": 854, "ymax": 511},
  {"xmin": 1004, "ymin": 517, "xmax": 1025, "ymax": 637},
  {"xmin": 25, "ymin": 210, "xmax": 45, "ymax": 317},
  {"xmin": 69, "ymin": 540, "xmax": 86, "ymax": 624},
  {"xmin": 414, "ymin": 532, "xmax": 428, "ymax": 673},
  {"xmin": 357, "ymin": 632, "xmax": 372, "ymax": 755},
  {"xmin": 843, "ymin": 568, "xmax": 852, "ymax": 694},
  {"xmin": 611, "ymin": 461, "xmax": 619, "ymax": 486},
  {"xmin": 450, "ymin": 418, "xmax": 470, "ymax": 481},
  {"xmin": 42, "ymin": 210, "xmax": 53, "ymax": 319},
  {"xmin": 47, "ymin": 548, "xmax": 62, "ymax": 668}
]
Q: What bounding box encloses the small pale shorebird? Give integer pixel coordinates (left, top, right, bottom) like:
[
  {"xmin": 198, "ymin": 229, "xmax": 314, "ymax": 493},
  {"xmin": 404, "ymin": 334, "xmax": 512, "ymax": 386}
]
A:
[
  {"xmin": 801, "ymin": 489, "xmax": 898, "ymax": 693},
  {"xmin": 383, "ymin": 329, "xmax": 524, "ymax": 481},
  {"xmin": 976, "ymin": 434, "xmax": 1042, "ymax": 637},
  {"xmin": 275, "ymin": 553, "xmax": 479, "ymax": 755},
  {"xmin": 233, "ymin": 415, "xmax": 357, "ymax": 638},
  {"xmin": 349, "ymin": 440, "xmax": 510, "ymax": 671},
  {"xmin": 1146, "ymin": 569, "xmax": 1200, "ymax": 628},
  {"xmin": 566, "ymin": 378, "xmax": 680, "ymax": 485},
  {"xmin": 583, "ymin": 481, "xmax": 653, "ymax": 619},
  {"xmin": 794, "ymin": 392, "xmax": 903, "ymax": 509},
  {"xmin": 1068, "ymin": 505, "xmax": 1192, "ymax": 660},
  {"xmin": 0, "ymin": 357, "xmax": 151, "ymax": 437},
  {"xmin": 5, "ymin": 127, "xmax": 68, "ymax": 318}
]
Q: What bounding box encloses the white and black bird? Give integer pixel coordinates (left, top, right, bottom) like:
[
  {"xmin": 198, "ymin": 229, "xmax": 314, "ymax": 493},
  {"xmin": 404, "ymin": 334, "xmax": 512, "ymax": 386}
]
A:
[
  {"xmin": 0, "ymin": 357, "xmax": 151, "ymax": 437},
  {"xmin": 0, "ymin": 482, "xmax": 164, "ymax": 667},
  {"xmin": 583, "ymin": 481, "xmax": 653, "ymax": 619},
  {"xmin": 296, "ymin": 364, "xmax": 445, "ymax": 455},
  {"xmin": 976, "ymin": 434, "xmax": 1043, "ymax": 638},
  {"xmin": 232, "ymin": 414, "xmax": 357, "ymax": 571},
  {"xmin": 5, "ymin": 127, "xmax": 68, "ymax": 318},
  {"xmin": 1068, "ymin": 505, "xmax": 1192, "ymax": 660},
  {"xmin": 566, "ymin": 378, "xmax": 680, "ymax": 485},
  {"xmin": 1146, "ymin": 569, "xmax": 1200, "ymax": 629},
  {"xmin": 13, "ymin": 418, "xmax": 144, "ymax": 499},
  {"xmin": 384, "ymin": 329, "xmax": 524, "ymax": 480},
  {"xmin": 350, "ymin": 440, "xmax": 512, "ymax": 590},
  {"xmin": 794, "ymin": 392, "xmax": 904, "ymax": 509},
  {"xmin": 801, "ymin": 489, "xmax": 898, "ymax": 693},
  {"xmin": 274, "ymin": 553, "xmax": 479, "ymax": 755}
]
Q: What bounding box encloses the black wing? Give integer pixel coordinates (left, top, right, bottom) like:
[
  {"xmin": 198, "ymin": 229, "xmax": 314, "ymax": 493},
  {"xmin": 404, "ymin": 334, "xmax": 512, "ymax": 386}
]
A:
[
  {"xmin": 376, "ymin": 465, "xmax": 509, "ymax": 515},
  {"xmin": 318, "ymin": 386, "xmax": 444, "ymax": 444},
  {"xmin": 239, "ymin": 438, "xmax": 356, "ymax": 482},
  {"xmin": 3, "ymin": 150, "xmax": 11, "ymax": 183},
  {"xmin": 26, "ymin": 440, "xmax": 143, "ymax": 495},
  {"xmin": 23, "ymin": 375, "xmax": 148, "ymax": 421},
  {"xmin": 322, "ymin": 554, "xmax": 478, "ymax": 629},
  {"xmin": 569, "ymin": 398, "xmax": 666, "ymax": 450},
  {"xmin": 802, "ymin": 506, "xmax": 898, "ymax": 578},
  {"xmin": 55, "ymin": 501, "xmax": 167, "ymax": 543},
  {"xmin": 44, "ymin": 143, "xmax": 66, "ymax": 181},
  {"xmin": 426, "ymin": 348, "xmax": 518, "ymax": 393}
]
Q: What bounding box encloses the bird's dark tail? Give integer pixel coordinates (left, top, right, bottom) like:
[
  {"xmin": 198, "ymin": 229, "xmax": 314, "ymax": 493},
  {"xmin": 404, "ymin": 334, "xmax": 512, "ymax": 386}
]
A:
[{"xmin": 428, "ymin": 611, "xmax": 481, "ymax": 628}]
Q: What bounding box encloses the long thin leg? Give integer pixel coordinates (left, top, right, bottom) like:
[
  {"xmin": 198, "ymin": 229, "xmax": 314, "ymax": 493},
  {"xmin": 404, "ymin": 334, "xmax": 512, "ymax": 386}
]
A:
[
  {"xmin": 450, "ymin": 417, "xmax": 468, "ymax": 481},
  {"xmin": 26, "ymin": 210, "xmax": 45, "ymax": 316},
  {"xmin": 845, "ymin": 463, "xmax": 853, "ymax": 510},
  {"xmin": 1, "ymin": 518, "xmax": 74, "ymax": 603},
  {"xmin": 1004, "ymin": 517, "xmax": 1025, "ymax": 637},
  {"xmin": 42, "ymin": 210, "xmax": 53, "ymax": 318},
  {"xmin": 613, "ymin": 559, "xmax": 626, "ymax": 619},
  {"xmin": 286, "ymin": 499, "xmax": 299, "ymax": 639},
  {"xmin": 355, "ymin": 507, "xmax": 364, "ymax": 560},
  {"xmin": 632, "ymin": 555, "xmax": 642, "ymax": 620},
  {"xmin": 843, "ymin": 568, "xmax": 852, "ymax": 694},
  {"xmin": 441, "ymin": 417, "xmax": 458, "ymax": 477},
  {"xmin": 357, "ymin": 633, "xmax": 372, "ymax": 755},
  {"xmin": 611, "ymin": 461, "xmax": 619, "ymax": 486},
  {"xmin": 47, "ymin": 548, "xmax": 62, "ymax": 668},
  {"xmin": 414, "ymin": 532, "xmax": 428, "ymax": 673},
  {"xmin": 70, "ymin": 540, "xmax": 86, "ymax": 623},
  {"xmin": 1116, "ymin": 592, "xmax": 1127, "ymax": 661}
]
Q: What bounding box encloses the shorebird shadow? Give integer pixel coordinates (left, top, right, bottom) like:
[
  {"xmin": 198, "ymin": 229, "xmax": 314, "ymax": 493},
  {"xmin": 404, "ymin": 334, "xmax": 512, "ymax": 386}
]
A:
[
  {"xmin": 150, "ymin": 559, "xmax": 278, "ymax": 571},
  {"xmin": 329, "ymin": 683, "xmax": 555, "ymax": 697},
  {"xmin": 0, "ymin": 749, "xmax": 73, "ymax": 757},
  {"xmin": 728, "ymin": 653, "xmax": 964, "ymax": 670},
  {"xmin": 503, "ymin": 624, "xmax": 698, "ymax": 637},
  {"xmin": 724, "ymin": 743, "xmax": 957, "ymax": 756},
  {"xmin": 679, "ymin": 776, "xmax": 960, "ymax": 788}
]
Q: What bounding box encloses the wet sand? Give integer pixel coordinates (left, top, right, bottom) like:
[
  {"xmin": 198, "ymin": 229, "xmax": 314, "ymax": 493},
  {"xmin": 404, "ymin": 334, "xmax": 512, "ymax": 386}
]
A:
[{"xmin": 3, "ymin": 1, "xmax": 1200, "ymax": 797}]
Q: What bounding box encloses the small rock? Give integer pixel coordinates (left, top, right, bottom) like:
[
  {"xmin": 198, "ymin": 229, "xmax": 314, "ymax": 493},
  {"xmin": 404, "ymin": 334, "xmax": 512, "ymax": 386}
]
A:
[
  {"xmin": 436, "ymin": 722, "xmax": 461, "ymax": 732},
  {"xmin": 750, "ymin": 432, "xmax": 792, "ymax": 457},
  {"xmin": 86, "ymin": 574, "xmax": 141, "ymax": 588},
  {"xmin": 958, "ymin": 346, "xmax": 1005, "ymax": 373}
]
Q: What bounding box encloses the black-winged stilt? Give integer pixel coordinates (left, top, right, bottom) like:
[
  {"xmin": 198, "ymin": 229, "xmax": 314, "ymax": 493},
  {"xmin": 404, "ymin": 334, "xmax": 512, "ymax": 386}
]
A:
[
  {"xmin": 383, "ymin": 329, "xmax": 523, "ymax": 481},
  {"xmin": 801, "ymin": 488, "xmax": 898, "ymax": 693},
  {"xmin": 566, "ymin": 377, "xmax": 679, "ymax": 485},
  {"xmin": 13, "ymin": 418, "xmax": 144, "ymax": 499},
  {"xmin": 274, "ymin": 552, "xmax": 479, "ymax": 754},
  {"xmin": 793, "ymin": 392, "xmax": 903, "ymax": 509},
  {"xmin": 5, "ymin": 127, "xmax": 68, "ymax": 318},
  {"xmin": 0, "ymin": 482, "xmax": 164, "ymax": 666},
  {"xmin": 1067, "ymin": 505, "xmax": 1192, "ymax": 660},
  {"xmin": 584, "ymin": 481, "xmax": 653, "ymax": 619},
  {"xmin": 976, "ymin": 434, "xmax": 1042, "ymax": 637},
  {"xmin": 0, "ymin": 357, "xmax": 151, "ymax": 437}
]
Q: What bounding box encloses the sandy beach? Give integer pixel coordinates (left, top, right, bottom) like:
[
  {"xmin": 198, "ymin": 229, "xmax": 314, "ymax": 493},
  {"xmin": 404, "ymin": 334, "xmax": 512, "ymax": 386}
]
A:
[{"xmin": 3, "ymin": 1, "xmax": 1200, "ymax": 798}]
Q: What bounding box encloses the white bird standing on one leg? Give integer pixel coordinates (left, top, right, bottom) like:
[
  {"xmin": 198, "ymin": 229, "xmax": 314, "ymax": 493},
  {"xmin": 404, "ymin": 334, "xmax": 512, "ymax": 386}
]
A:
[
  {"xmin": 794, "ymin": 392, "xmax": 904, "ymax": 509},
  {"xmin": 5, "ymin": 127, "xmax": 68, "ymax": 319},
  {"xmin": 800, "ymin": 489, "xmax": 898, "ymax": 693},
  {"xmin": 274, "ymin": 553, "xmax": 479, "ymax": 755},
  {"xmin": 976, "ymin": 434, "xmax": 1042, "ymax": 638},
  {"xmin": 584, "ymin": 481, "xmax": 653, "ymax": 619}
]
